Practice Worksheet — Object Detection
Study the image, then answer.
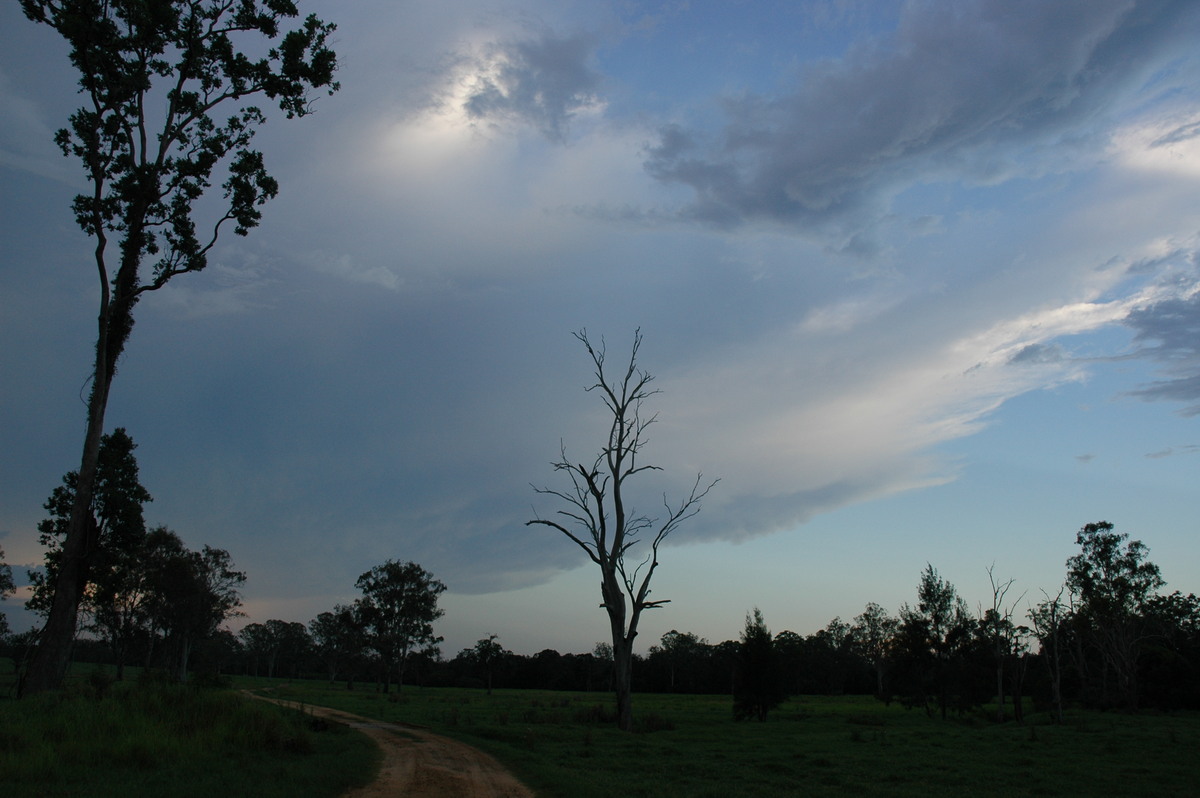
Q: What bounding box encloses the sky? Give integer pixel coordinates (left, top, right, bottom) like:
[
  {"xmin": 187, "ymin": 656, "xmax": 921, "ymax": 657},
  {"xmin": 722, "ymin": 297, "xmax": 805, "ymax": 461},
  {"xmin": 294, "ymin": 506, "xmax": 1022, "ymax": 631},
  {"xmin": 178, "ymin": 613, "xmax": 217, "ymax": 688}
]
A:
[{"xmin": 1, "ymin": 0, "xmax": 1198, "ymax": 658}]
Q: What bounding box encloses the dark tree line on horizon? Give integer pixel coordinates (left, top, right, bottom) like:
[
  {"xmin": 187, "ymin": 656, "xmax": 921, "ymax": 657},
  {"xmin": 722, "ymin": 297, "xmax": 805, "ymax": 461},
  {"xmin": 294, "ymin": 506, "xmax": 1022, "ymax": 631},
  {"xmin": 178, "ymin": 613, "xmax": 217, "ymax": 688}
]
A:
[{"xmin": 8, "ymin": 491, "xmax": 1200, "ymax": 721}]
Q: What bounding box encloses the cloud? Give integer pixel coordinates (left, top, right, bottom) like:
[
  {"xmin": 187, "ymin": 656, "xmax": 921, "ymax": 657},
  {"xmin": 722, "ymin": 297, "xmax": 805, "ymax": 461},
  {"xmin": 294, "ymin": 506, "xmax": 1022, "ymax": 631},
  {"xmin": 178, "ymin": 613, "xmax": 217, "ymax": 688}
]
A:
[
  {"xmin": 643, "ymin": 0, "xmax": 1200, "ymax": 240},
  {"xmin": 461, "ymin": 31, "xmax": 604, "ymax": 141},
  {"xmin": 1008, "ymin": 343, "xmax": 1065, "ymax": 366},
  {"xmin": 1123, "ymin": 268, "xmax": 1200, "ymax": 415}
]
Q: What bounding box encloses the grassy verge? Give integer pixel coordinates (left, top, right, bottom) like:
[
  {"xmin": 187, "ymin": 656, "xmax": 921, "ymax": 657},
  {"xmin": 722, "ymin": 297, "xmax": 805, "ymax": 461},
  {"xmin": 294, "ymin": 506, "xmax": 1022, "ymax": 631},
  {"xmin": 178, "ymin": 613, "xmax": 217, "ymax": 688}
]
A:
[
  {"xmin": 0, "ymin": 670, "xmax": 379, "ymax": 798},
  {"xmin": 251, "ymin": 679, "xmax": 1200, "ymax": 797}
]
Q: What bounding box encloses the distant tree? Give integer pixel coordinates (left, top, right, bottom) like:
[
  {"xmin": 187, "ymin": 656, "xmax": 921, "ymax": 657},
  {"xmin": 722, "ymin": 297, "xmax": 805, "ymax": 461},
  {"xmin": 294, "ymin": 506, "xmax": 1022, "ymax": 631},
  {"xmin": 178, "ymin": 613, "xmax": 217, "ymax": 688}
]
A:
[
  {"xmin": 239, "ymin": 622, "xmax": 272, "ymax": 677},
  {"xmin": 1141, "ymin": 591, "xmax": 1200, "ymax": 709},
  {"xmin": 528, "ymin": 329, "xmax": 716, "ymax": 731},
  {"xmin": 18, "ymin": 0, "xmax": 339, "ymax": 696},
  {"xmin": 807, "ymin": 617, "xmax": 860, "ymax": 694},
  {"xmin": 733, "ymin": 608, "xmax": 786, "ymax": 721},
  {"xmin": 309, "ymin": 604, "xmax": 364, "ymax": 686},
  {"xmin": 142, "ymin": 529, "xmax": 246, "ymax": 682},
  {"xmin": 354, "ymin": 560, "xmax": 446, "ymax": 692},
  {"xmin": 0, "ymin": 547, "xmax": 14, "ymax": 640},
  {"xmin": 264, "ymin": 619, "xmax": 311, "ymax": 678},
  {"xmin": 1065, "ymin": 521, "xmax": 1164, "ymax": 709},
  {"xmin": 1028, "ymin": 587, "xmax": 1067, "ymax": 723},
  {"xmin": 651, "ymin": 629, "xmax": 709, "ymax": 693},
  {"xmin": 472, "ymin": 634, "xmax": 507, "ymax": 695},
  {"xmin": 980, "ymin": 565, "xmax": 1027, "ymax": 722},
  {"xmin": 590, "ymin": 642, "xmax": 614, "ymax": 692},
  {"xmin": 851, "ymin": 602, "xmax": 899, "ymax": 700},
  {"xmin": 898, "ymin": 565, "xmax": 978, "ymax": 718}
]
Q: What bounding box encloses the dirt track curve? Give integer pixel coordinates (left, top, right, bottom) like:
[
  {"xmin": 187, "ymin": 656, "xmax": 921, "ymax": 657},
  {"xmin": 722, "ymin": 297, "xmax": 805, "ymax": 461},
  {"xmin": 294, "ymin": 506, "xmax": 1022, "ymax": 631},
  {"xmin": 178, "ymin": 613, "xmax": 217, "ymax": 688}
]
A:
[{"xmin": 249, "ymin": 694, "xmax": 535, "ymax": 798}]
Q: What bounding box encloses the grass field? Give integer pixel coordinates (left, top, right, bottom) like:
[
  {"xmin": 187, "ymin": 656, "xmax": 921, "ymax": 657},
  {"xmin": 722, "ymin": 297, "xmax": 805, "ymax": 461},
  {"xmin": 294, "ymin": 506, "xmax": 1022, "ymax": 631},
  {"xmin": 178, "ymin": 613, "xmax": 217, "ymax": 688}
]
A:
[
  {"xmin": 0, "ymin": 669, "xmax": 379, "ymax": 798},
  {"xmin": 4, "ymin": 666, "xmax": 1197, "ymax": 797},
  {"xmin": 250, "ymin": 678, "xmax": 1200, "ymax": 797}
]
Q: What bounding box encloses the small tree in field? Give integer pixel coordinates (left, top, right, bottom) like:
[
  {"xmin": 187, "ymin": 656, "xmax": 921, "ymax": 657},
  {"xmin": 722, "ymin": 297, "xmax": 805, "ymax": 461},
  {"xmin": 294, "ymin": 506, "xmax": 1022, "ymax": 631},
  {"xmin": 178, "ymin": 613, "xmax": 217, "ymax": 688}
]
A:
[
  {"xmin": 528, "ymin": 329, "xmax": 716, "ymax": 732},
  {"xmin": 733, "ymin": 608, "xmax": 786, "ymax": 721},
  {"xmin": 19, "ymin": 0, "xmax": 338, "ymax": 695}
]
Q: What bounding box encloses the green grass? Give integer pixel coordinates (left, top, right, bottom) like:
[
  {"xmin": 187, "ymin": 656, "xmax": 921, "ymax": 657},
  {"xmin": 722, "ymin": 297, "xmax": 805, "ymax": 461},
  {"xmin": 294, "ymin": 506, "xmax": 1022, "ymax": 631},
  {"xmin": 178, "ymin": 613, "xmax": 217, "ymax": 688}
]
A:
[
  {"xmin": 252, "ymin": 679, "xmax": 1200, "ymax": 797},
  {"xmin": 0, "ymin": 669, "xmax": 379, "ymax": 798}
]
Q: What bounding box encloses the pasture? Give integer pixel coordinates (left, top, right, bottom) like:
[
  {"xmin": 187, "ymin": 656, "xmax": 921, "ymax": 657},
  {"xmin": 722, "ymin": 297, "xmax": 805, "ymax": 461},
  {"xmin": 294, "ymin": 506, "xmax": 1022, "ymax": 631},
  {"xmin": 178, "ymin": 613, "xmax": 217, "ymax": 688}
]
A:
[
  {"xmin": 3, "ymin": 665, "xmax": 1197, "ymax": 797},
  {"xmin": 0, "ymin": 670, "xmax": 377, "ymax": 798},
  {"xmin": 256, "ymin": 679, "xmax": 1200, "ymax": 797}
]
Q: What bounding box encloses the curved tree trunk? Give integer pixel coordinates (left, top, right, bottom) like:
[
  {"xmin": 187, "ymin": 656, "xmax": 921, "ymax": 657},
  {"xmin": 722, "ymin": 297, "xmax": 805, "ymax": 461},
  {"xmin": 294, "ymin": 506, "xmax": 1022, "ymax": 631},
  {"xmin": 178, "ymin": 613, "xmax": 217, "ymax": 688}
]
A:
[{"xmin": 21, "ymin": 328, "xmax": 114, "ymax": 695}]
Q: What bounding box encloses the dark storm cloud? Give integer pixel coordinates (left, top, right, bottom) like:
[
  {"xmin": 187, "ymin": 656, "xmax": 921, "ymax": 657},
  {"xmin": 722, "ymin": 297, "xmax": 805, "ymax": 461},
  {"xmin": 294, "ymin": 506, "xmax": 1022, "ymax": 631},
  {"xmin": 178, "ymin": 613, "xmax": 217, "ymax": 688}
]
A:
[
  {"xmin": 644, "ymin": 0, "xmax": 1200, "ymax": 237},
  {"xmin": 463, "ymin": 31, "xmax": 602, "ymax": 141}
]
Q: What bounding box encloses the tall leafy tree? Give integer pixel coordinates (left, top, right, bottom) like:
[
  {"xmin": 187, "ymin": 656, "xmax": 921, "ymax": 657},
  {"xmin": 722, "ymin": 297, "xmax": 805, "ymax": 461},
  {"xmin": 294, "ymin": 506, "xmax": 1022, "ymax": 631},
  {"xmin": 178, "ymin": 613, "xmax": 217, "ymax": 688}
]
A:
[
  {"xmin": 19, "ymin": 0, "xmax": 338, "ymax": 695},
  {"xmin": 528, "ymin": 329, "xmax": 716, "ymax": 731},
  {"xmin": 141, "ymin": 528, "xmax": 245, "ymax": 682},
  {"xmin": 354, "ymin": 560, "xmax": 446, "ymax": 692},
  {"xmin": 1066, "ymin": 521, "xmax": 1164, "ymax": 709}
]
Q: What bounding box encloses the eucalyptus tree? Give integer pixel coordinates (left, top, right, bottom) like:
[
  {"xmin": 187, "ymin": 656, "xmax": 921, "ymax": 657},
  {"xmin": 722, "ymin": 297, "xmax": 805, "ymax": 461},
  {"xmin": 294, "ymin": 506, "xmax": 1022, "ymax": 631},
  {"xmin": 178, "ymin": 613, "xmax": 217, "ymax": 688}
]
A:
[
  {"xmin": 354, "ymin": 560, "xmax": 446, "ymax": 692},
  {"xmin": 1066, "ymin": 521, "xmax": 1164, "ymax": 709},
  {"xmin": 528, "ymin": 329, "xmax": 716, "ymax": 732},
  {"xmin": 18, "ymin": 0, "xmax": 338, "ymax": 695}
]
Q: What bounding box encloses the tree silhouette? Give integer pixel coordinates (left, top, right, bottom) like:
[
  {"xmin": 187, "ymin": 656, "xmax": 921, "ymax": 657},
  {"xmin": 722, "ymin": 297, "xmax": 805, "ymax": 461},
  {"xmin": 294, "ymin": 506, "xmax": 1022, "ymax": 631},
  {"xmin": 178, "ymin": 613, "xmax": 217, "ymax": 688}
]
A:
[
  {"xmin": 1066, "ymin": 521, "xmax": 1164, "ymax": 709},
  {"xmin": 354, "ymin": 560, "xmax": 446, "ymax": 692},
  {"xmin": 528, "ymin": 329, "xmax": 716, "ymax": 731},
  {"xmin": 0, "ymin": 548, "xmax": 14, "ymax": 640},
  {"xmin": 19, "ymin": 0, "xmax": 338, "ymax": 695},
  {"xmin": 27, "ymin": 428, "xmax": 153, "ymax": 680},
  {"xmin": 733, "ymin": 608, "xmax": 786, "ymax": 721}
]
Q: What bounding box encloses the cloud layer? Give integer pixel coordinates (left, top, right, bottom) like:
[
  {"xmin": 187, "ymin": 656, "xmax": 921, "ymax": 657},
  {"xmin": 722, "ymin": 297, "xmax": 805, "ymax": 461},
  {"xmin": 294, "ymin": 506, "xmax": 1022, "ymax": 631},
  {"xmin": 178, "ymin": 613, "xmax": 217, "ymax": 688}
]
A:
[{"xmin": 3, "ymin": 1, "xmax": 1200, "ymax": 649}]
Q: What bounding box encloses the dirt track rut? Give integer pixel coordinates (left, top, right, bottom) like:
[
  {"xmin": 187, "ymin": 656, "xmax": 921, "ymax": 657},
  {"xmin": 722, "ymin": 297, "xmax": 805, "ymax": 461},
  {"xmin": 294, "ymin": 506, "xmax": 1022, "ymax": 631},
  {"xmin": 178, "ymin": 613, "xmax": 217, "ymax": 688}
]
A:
[{"xmin": 250, "ymin": 694, "xmax": 535, "ymax": 798}]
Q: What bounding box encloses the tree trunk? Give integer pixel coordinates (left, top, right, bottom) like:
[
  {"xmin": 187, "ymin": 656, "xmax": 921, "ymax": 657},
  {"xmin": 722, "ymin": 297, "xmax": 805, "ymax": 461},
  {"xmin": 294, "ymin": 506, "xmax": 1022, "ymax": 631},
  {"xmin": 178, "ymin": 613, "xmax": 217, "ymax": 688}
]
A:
[
  {"xmin": 178, "ymin": 634, "xmax": 192, "ymax": 683},
  {"xmin": 612, "ymin": 637, "xmax": 634, "ymax": 732},
  {"xmin": 995, "ymin": 658, "xmax": 1005, "ymax": 722},
  {"xmin": 21, "ymin": 376, "xmax": 110, "ymax": 695}
]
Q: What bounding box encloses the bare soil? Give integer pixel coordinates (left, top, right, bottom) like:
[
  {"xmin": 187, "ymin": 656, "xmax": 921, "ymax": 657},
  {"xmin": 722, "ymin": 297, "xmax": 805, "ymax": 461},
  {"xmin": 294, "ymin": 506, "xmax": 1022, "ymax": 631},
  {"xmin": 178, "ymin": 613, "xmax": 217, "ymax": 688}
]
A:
[{"xmin": 250, "ymin": 694, "xmax": 535, "ymax": 798}]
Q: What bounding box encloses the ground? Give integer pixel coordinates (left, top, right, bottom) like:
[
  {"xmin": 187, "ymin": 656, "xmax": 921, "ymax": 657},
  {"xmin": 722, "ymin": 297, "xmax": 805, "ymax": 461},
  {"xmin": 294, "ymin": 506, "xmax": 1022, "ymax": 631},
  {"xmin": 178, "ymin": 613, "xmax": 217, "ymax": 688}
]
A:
[{"xmin": 252, "ymin": 694, "xmax": 535, "ymax": 797}]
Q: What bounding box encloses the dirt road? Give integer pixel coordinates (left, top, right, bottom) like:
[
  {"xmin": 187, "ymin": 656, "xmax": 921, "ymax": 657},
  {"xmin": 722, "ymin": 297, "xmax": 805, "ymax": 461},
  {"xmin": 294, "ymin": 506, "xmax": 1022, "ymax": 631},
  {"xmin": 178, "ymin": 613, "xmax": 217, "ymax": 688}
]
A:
[{"xmin": 252, "ymin": 695, "xmax": 535, "ymax": 798}]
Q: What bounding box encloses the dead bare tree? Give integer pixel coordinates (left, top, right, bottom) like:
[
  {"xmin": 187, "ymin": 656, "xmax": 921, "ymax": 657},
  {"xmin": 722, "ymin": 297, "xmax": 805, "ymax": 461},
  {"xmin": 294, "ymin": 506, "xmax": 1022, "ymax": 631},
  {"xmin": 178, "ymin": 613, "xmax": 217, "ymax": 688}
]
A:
[
  {"xmin": 980, "ymin": 564, "xmax": 1026, "ymax": 722},
  {"xmin": 528, "ymin": 329, "xmax": 716, "ymax": 732}
]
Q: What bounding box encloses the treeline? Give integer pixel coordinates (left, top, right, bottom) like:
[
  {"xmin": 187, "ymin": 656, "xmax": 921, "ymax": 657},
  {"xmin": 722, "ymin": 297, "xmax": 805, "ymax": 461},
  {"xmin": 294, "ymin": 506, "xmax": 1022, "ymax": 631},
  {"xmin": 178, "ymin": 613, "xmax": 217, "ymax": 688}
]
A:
[
  {"xmin": 8, "ymin": 520, "xmax": 1197, "ymax": 724},
  {"xmin": 6, "ymin": 429, "xmax": 1199, "ymax": 719}
]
